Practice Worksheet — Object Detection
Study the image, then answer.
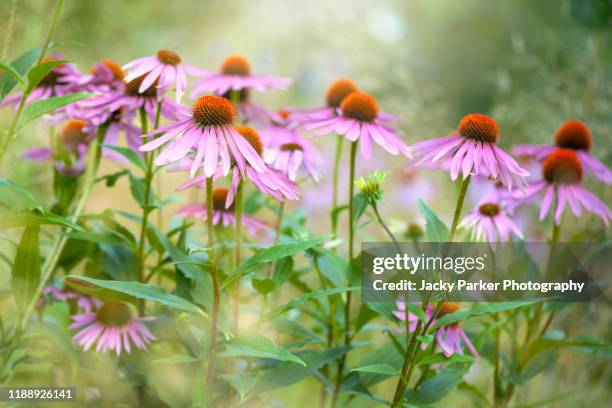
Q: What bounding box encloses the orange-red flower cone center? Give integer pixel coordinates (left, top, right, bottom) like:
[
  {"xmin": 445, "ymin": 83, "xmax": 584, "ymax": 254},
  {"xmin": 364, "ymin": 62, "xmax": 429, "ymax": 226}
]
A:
[
  {"xmin": 212, "ymin": 188, "xmax": 231, "ymax": 211},
  {"xmin": 61, "ymin": 119, "xmax": 88, "ymax": 149},
  {"xmin": 458, "ymin": 114, "xmax": 499, "ymax": 143},
  {"xmin": 478, "ymin": 203, "xmax": 500, "ymax": 217},
  {"xmin": 554, "ymin": 119, "xmax": 591, "ymax": 151},
  {"xmin": 235, "ymin": 125, "xmax": 264, "ymax": 157},
  {"xmin": 325, "ymin": 78, "xmax": 358, "ymax": 108},
  {"xmin": 341, "ymin": 92, "xmax": 379, "ymax": 122},
  {"xmin": 221, "ymin": 55, "xmax": 251, "ymax": 76},
  {"xmin": 192, "ymin": 95, "xmax": 237, "ymax": 127},
  {"xmin": 280, "ymin": 143, "xmax": 303, "ymax": 152},
  {"xmin": 91, "ymin": 59, "xmax": 125, "ymax": 80},
  {"xmin": 542, "ymin": 148, "xmax": 583, "ymax": 184},
  {"xmin": 438, "ymin": 301, "xmax": 460, "ymax": 317},
  {"xmin": 156, "ymin": 49, "xmax": 181, "ymax": 66}
]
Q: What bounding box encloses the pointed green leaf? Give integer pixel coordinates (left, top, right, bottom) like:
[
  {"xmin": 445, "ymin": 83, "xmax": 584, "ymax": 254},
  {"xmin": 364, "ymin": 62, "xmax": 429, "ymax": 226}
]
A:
[
  {"xmin": 153, "ymin": 355, "xmax": 203, "ymax": 364},
  {"xmin": 102, "ymin": 145, "xmax": 147, "ymax": 172},
  {"xmin": 417, "ymin": 199, "xmax": 449, "ymax": 242},
  {"xmin": 16, "ymin": 93, "xmax": 93, "ymax": 133},
  {"xmin": 350, "ymin": 363, "xmax": 399, "ymax": 376},
  {"xmin": 24, "ymin": 59, "xmax": 67, "ymax": 94},
  {"xmin": 219, "ymin": 335, "xmax": 306, "ymax": 366},
  {"xmin": 0, "ymin": 61, "xmax": 24, "ymax": 84},
  {"xmin": 0, "ymin": 209, "xmax": 84, "ymax": 231},
  {"xmin": 64, "ymin": 275, "xmax": 204, "ymax": 315},
  {"xmin": 11, "ymin": 226, "xmax": 41, "ymax": 312},
  {"xmin": 0, "ymin": 47, "xmax": 40, "ymax": 102}
]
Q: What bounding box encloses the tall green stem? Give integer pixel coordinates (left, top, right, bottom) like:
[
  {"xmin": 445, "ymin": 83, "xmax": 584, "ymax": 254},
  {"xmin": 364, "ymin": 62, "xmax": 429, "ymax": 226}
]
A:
[
  {"xmin": 330, "ymin": 140, "xmax": 358, "ymax": 408},
  {"xmin": 0, "ymin": 0, "xmax": 63, "ymax": 164},
  {"xmin": 136, "ymin": 108, "xmax": 152, "ymax": 313},
  {"xmin": 448, "ymin": 175, "xmax": 471, "ymax": 242},
  {"xmin": 331, "ymin": 135, "xmax": 343, "ymax": 236},
  {"xmin": 371, "ymin": 202, "xmax": 401, "ymax": 252},
  {"xmin": 233, "ymin": 180, "xmax": 243, "ymax": 335},
  {"xmin": 206, "ymin": 176, "xmax": 220, "ymax": 389}
]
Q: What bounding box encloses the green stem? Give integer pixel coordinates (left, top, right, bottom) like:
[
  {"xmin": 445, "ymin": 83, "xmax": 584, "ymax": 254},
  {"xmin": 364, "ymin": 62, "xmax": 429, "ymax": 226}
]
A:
[
  {"xmin": 233, "ymin": 180, "xmax": 243, "ymax": 335},
  {"xmin": 371, "ymin": 202, "xmax": 401, "ymax": 252},
  {"xmin": 266, "ymin": 201, "xmax": 285, "ymax": 278},
  {"xmin": 330, "ymin": 140, "xmax": 358, "ymax": 408},
  {"xmin": 206, "ymin": 176, "xmax": 220, "ymax": 390},
  {"xmin": 1, "ymin": 0, "xmax": 18, "ymax": 61},
  {"xmin": 448, "ymin": 175, "xmax": 472, "ymax": 242},
  {"xmin": 331, "ymin": 135, "xmax": 344, "ymax": 237},
  {"xmin": 0, "ymin": 0, "xmax": 63, "ymax": 164},
  {"xmin": 2, "ymin": 123, "xmax": 107, "ymax": 379},
  {"xmin": 136, "ymin": 107, "xmax": 152, "ymax": 314}
]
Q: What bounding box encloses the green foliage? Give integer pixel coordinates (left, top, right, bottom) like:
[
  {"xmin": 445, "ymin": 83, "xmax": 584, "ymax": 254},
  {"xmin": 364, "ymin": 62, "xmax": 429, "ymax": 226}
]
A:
[
  {"xmin": 219, "ymin": 335, "xmax": 306, "ymax": 366},
  {"xmin": 11, "ymin": 226, "xmax": 41, "ymax": 313},
  {"xmin": 16, "ymin": 93, "xmax": 93, "ymax": 133},
  {"xmin": 0, "ymin": 47, "xmax": 40, "ymax": 102},
  {"xmin": 417, "ymin": 199, "xmax": 449, "ymax": 242}
]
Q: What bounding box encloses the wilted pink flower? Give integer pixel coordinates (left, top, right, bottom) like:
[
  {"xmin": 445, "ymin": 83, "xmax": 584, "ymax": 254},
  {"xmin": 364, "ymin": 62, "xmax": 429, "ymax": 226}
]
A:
[
  {"xmin": 413, "ymin": 114, "xmax": 529, "ymax": 191},
  {"xmin": 190, "ymin": 55, "xmax": 291, "ymax": 97},
  {"xmin": 459, "ymin": 202, "xmax": 523, "ymax": 242},
  {"xmin": 123, "ymin": 50, "xmax": 191, "ymax": 102},
  {"xmin": 513, "ymin": 119, "xmax": 612, "ymax": 184},
  {"xmin": 304, "ymin": 92, "xmax": 411, "ymax": 160},
  {"xmin": 70, "ymin": 300, "xmax": 155, "ymax": 355},
  {"xmin": 513, "ymin": 149, "xmax": 611, "ymax": 225},
  {"xmin": 140, "ymin": 97, "xmax": 266, "ymax": 177},
  {"xmin": 260, "ymin": 111, "xmax": 322, "ymax": 181},
  {"xmin": 3, "ymin": 56, "xmax": 82, "ymax": 106},
  {"xmin": 394, "ymin": 301, "xmax": 479, "ymax": 358},
  {"xmin": 176, "ymin": 188, "xmax": 268, "ymax": 236}
]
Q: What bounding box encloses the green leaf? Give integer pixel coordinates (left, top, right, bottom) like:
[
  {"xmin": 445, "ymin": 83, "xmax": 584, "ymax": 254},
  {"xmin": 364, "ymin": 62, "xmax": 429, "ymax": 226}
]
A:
[
  {"xmin": 102, "ymin": 145, "xmax": 147, "ymax": 172},
  {"xmin": 66, "ymin": 231, "xmax": 128, "ymax": 246},
  {"xmin": 24, "ymin": 59, "xmax": 66, "ymax": 94},
  {"xmin": 416, "ymin": 352, "xmax": 475, "ymax": 367},
  {"xmin": 153, "ymin": 355, "xmax": 203, "ymax": 364},
  {"xmin": 0, "ymin": 179, "xmax": 38, "ymax": 209},
  {"xmin": 64, "ymin": 275, "xmax": 204, "ymax": 315},
  {"xmin": 352, "ymin": 193, "xmax": 368, "ymax": 224},
  {"xmin": 267, "ymin": 287, "xmax": 359, "ymax": 321},
  {"xmin": 417, "ymin": 199, "xmax": 449, "ymax": 242},
  {"xmin": 129, "ymin": 174, "xmax": 156, "ymax": 208},
  {"xmin": 11, "ymin": 226, "xmax": 41, "ymax": 312},
  {"xmin": 0, "ymin": 61, "xmax": 24, "ymax": 84},
  {"xmin": 219, "ymin": 335, "xmax": 306, "ymax": 366},
  {"xmin": 223, "ymin": 235, "xmax": 329, "ymax": 288},
  {"xmin": 0, "ymin": 47, "xmax": 40, "ymax": 102},
  {"xmin": 431, "ymin": 302, "xmax": 536, "ymax": 331},
  {"xmin": 0, "ymin": 209, "xmax": 84, "ymax": 231},
  {"xmin": 350, "ymin": 363, "xmax": 399, "ymax": 376},
  {"xmin": 220, "ymin": 372, "xmax": 262, "ymax": 401},
  {"xmin": 252, "ymin": 278, "xmax": 276, "ymax": 295},
  {"xmin": 405, "ymin": 365, "xmax": 469, "ymax": 404},
  {"xmin": 16, "ymin": 93, "xmax": 93, "ymax": 133}
]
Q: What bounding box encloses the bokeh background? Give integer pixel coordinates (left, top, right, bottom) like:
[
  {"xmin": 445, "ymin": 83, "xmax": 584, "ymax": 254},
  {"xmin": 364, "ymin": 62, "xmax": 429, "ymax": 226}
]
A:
[{"xmin": 1, "ymin": 0, "xmax": 611, "ymax": 406}]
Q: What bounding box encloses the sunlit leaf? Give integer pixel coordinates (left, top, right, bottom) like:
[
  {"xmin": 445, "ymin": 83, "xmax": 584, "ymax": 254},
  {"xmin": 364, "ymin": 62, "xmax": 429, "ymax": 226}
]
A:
[
  {"xmin": 350, "ymin": 363, "xmax": 399, "ymax": 376},
  {"xmin": 11, "ymin": 226, "xmax": 41, "ymax": 313},
  {"xmin": 0, "ymin": 61, "xmax": 24, "ymax": 84},
  {"xmin": 24, "ymin": 59, "xmax": 66, "ymax": 94},
  {"xmin": 16, "ymin": 93, "xmax": 93, "ymax": 133},
  {"xmin": 219, "ymin": 335, "xmax": 306, "ymax": 366},
  {"xmin": 417, "ymin": 198, "xmax": 449, "ymax": 242},
  {"xmin": 0, "ymin": 47, "xmax": 40, "ymax": 102},
  {"xmin": 0, "ymin": 209, "xmax": 84, "ymax": 231}
]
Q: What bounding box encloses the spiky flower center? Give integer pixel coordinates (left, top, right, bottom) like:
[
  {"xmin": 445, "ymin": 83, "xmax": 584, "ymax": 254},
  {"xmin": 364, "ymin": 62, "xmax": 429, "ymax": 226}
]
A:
[
  {"xmin": 221, "ymin": 55, "xmax": 251, "ymax": 76},
  {"xmin": 156, "ymin": 49, "xmax": 181, "ymax": 66},
  {"xmin": 554, "ymin": 119, "xmax": 591, "ymax": 151},
  {"xmin": 438, "ymin": 301, "xmax": 460, "ymax": 317},
  {"xmin": 478, "ymin": 203, "xmax": 500, "ymax": 217},
  {"xmin": 192, "ymin": 96, "xmax": 237, "ymax": 128},
  {"xmin": 125, "ymin": 74, "xmax": 158, "ymax": 97},
  {"xmin": 235, "ymin": 125, "xmax": 263, "ymax": 157},
  {"xmin": 458, "ymin": 114, "xmax": 499, "ymax": 143},
  {"xmin": 211, "ymin": 188, "xmax": 230, "ymax": 211},
  {"xmin": 277, "ymin": 110, "xmax": 290, "ymax": 120},
  {"xmin": 325, "ymin": 78, "xmax": 358, "ymax": 108},
  {"xmin": 96, "ymin": 301, "xmax": 133, "ymax": 326},
  {"xmin": 406, "ymin": 223, "xmax": 423, "ymax": 239},
  {"xmin": 341, "ymin": 92, "xmax": 379, "ymax": 122},
  {"xmin": 542, "ymin": 148, "xmax": 582, "ymax": 184},
  {"xmin": 280, "ymin": 143, "xmax": 303, "ymax": 152},
  {"xmin": 355, "ymin": 170, "xmax": 386, "ymax": 204},
  {"xmin": 61, "ymin": 119, "xmax": 88, "ymax": 149},
  {"xmin": 91, "ymin": 60, "xmax": 125, "ymax": 80},
  {"xmin": 39, "ymin": 57, "xmax": 63, "ymax": 87}
]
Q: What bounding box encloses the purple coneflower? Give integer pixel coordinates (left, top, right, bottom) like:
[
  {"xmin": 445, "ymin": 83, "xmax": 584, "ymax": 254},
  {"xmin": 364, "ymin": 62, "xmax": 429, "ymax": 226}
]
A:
[
  {"xmin": 514, "ymin": 148, "xmax": 611, "ymax": 225},
  {"xmin": 140, "ymin": 96, "xmax": 266, "ymax": 177},
  {"xmin": 260, "ymin": 111, "xmax": 322, "ymax": 181},
  {"xmin": 459, "ymin": 202, "xmax": 523, "ymax": 242},
  {"xmin": 77, "ymin": 59, "xmax": 126, "ymax": 93},
  {"xmin": 70, "ymin": 300, "xmax": 155, "ymax": 355},
  {"xmin": 123, "ymin": 50, "xmax": 189, "ymax": 102},
  {"xmin": 190, "ymin": 55, "xmax": 291, "ymax": 97},
  {"xmin": 176, "ymin": 188, "xmax": 268, "ymax": 236},
  {"xmin": 178, "ymin": 125, "xmax": 300, "ymax": 202},
  {"xmin": 413, "ymin": 114, "xmax": 529, "ymax": 191},
  {"xmin": 304, "ymin": 91, "xmax": 411, "ymax": 159},
  {"xmin": 394, "ymin": 301, "xmax": 479, "ymax": 358},
  {"xmin": 513, "ymin": 119, "xmax": 612, "ymax": 184},
  {"xmin": 43, "ymin": 284, "xmax": 102, "ymax": 312},
  {"xmin": 222, "ymin": 88, "xmax": 275, "ymax": 127},
  {"xmin": 3, "ymin": 56, "xmax": 82, "ymax": 106}
]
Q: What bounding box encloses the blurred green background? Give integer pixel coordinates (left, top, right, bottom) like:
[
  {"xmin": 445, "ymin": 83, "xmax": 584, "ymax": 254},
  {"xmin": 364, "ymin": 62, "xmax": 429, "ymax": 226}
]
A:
[{"xmin": 1, "ymin": 1, "xmax": 611, "ymax": 406}]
